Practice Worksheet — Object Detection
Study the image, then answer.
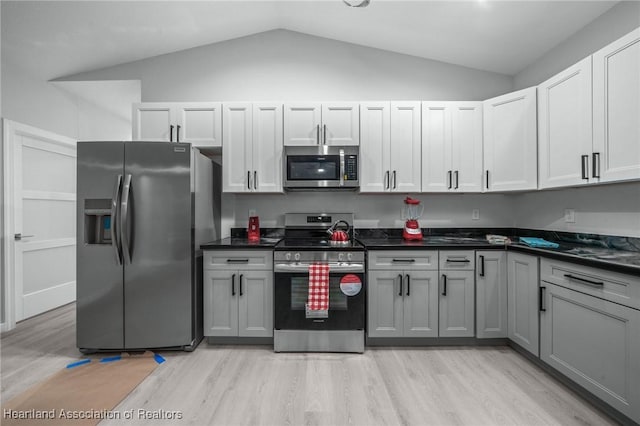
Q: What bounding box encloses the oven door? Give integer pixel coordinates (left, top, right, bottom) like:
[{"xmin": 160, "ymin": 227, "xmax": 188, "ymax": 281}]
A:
[{"xmin": 274, "ymin": 270, "xmax": 365, "ymax": 330}]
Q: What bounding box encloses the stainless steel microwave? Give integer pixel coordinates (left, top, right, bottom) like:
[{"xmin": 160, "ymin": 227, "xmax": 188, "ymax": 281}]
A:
[{"xmin": 283, "ymin": 145, "xmax": 359, "ymax": 190}]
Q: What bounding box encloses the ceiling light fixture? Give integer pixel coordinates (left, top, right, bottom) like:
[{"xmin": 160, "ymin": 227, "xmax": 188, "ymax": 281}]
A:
[{"xmin": 343, "ymin": 0, "xmax": 370, "ymax": 7}]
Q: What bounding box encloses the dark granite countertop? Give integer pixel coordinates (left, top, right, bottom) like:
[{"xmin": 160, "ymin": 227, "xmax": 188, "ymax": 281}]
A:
[
  {"xmin": 356, "ymin": 236, "xmax": 504, "ymax": 251},
  {"xmin": 357, "ymin": 228, "xmax": 640, "ymax": 276},
  {"xmin": 200, "ymin": 227, "xmax": 640, "ymax": 276},
  {"xmin": 201, "ymin": 237, "xmax": 282, "ymax": 249},
  {"xmin": 201, "ymin": 228, "xmax": 283, "ymax": 250}
]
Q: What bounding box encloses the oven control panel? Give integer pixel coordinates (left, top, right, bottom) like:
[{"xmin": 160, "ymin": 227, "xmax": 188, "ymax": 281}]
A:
[{"xmin": 274, "ymin": 251, "xmax": 365, "ymax": 264}]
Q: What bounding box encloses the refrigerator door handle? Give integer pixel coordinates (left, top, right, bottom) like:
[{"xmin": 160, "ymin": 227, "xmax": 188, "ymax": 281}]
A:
[
  {"xmin": 112, "ymin": 175, "xmax": 123, "ymax": 265},
  {"xmin": 121, "ymin": 174, "xmax": 133, "ymax": 264}
]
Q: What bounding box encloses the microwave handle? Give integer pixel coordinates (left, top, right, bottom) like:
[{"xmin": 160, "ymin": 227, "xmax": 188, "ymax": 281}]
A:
[{"xmin": 339, "ymin": 149, "xmax": 345, "ymax": 187}]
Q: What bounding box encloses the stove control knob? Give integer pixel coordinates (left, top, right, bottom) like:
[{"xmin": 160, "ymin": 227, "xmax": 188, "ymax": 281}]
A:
[
  {"xmin": 294, "ymin": 252, "xmax": 301, "ymax": 262},
  {"xmin": 347, "ymin": 253, "xmax": 352, "ymax": 261},
  {"xmin": 338, "ymin": 253, "xmax": 344, "ymax": 262},
  {"xmin": 285, "ymin": 252, "xmax": 292, "ymax": 261}
]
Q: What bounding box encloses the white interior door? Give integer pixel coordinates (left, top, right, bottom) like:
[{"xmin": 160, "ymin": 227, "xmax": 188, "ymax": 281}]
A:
[{"xmin": 3, "ymin": 120, "xmax": 77, "ymax": 326}]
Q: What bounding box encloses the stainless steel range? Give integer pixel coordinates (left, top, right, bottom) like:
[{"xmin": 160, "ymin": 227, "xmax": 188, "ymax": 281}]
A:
[{"xmin": 273, "ymin": 213, "xmax": 365, "ymax": 353}]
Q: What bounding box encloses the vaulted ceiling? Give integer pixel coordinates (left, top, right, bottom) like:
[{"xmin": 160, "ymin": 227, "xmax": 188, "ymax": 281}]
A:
[{"xmin": 2, "ymin": 1, "xmax": 618, "ymax": 81}]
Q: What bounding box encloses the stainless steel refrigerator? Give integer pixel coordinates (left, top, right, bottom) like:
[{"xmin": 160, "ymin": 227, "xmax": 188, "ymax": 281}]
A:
[{"xmin": 76, "ymin": 141, "xmax": 221, "ymax": 353}]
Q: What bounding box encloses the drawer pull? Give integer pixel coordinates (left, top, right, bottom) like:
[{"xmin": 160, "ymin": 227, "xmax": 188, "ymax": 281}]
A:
[
  {"xmin": 392, "ymin": 258, "xmax": 416, "ymax": 263},
  {"xmin": 227, "ymin": 259, "xmax": 250, "ymax": 264},
  {"xmin": 446, "ymin": 259, "xmax": 470, "ymax": 263},
  {"xmin": 564, "ymin": 274, "xmax": 604, "ymax": 287}
]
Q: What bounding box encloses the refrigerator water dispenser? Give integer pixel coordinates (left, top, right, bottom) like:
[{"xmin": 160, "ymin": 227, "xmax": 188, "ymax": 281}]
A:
[{"xmin": 84, "ymin": 199, "xmax": 112, "ymax": 244}]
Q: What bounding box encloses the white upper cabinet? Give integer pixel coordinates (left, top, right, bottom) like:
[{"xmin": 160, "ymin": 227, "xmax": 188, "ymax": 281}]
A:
[
  {"xmin": 222, "ymin": 102, "xmax": 284, "ymax": 193},
  {"xmin": 422, "ymin": 102, "xmax": 482, "ymax": 192},
  {"xmin": 132, "ymin": 103, "xmax": 173, "ymax": 142},
  {"xmin": 252, "ymin": 103, "xmax": 284, "ymax": 193},
  {"xmin": 593, "ymin": 27, "xmax": 640, "ymax": 183},
  {"xmin": 132, "ymin": 102, "xmax": 222, "ymax": 148},
  {"xmin": 360, "ymin": 102, "xmax": 421, "ymax": 192},
  {"xmin": 223, "ymin": 103, "xmax": 252, "ymax": 193},
  {"xmin": 284, "ymin": 102, "xmax": 359, "ymax": 146},
  {"xmin": 538, "ymin": 57, "xmax": 593, "ymax": 188},
  {"xmin": 390, "ymin": 102, "xmax": 422, "ymax": 192},
  {"xmin": 322, "ymin": 103, "xmax": 360, "ymax": 145},
  {"xmin": 360, "ymin": 102, "xmax": 391, "ymax": 192},
  {"xmin": 176, "ymin": 103, "xmax": 223, "ymax": 148},
  {"xmin": 483, "ymin": 87, "xmax": 537, "ymax": 192}
]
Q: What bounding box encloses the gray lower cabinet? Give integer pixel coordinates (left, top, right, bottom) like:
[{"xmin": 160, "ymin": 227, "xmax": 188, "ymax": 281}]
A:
[
  {"xmin": 439, "ymin": 270, "xmax": 475, "ymax": 337},
  {"xmin": 368, "ymin": 250, "xmax": 439, "ymax": 338},
  {"xmin": 368, "ymin": 270, "xmax": 439, "ymax": 337},
  {"xmin": 203, "ymin": 250, "xmax": 273, "ymax": 338},
  {"xmin": 439, "ymin": 251, "xmax": 475, "ymax": 337},
  {"xmin": 507, "ymin": 252, "xmax": 540, "ymax": 356},
  {"xmin": 476, "ymin": 251, "xmax": 508, "ymax": 338},
  {"xmin": 540, "ymin": 282, "xmax": 640, "ymax": 423}
]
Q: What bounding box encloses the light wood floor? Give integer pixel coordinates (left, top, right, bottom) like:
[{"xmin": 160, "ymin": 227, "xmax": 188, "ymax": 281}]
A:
[{"xmin": 1, "ymin": 303, "xmax": 617, "ymax": 426}]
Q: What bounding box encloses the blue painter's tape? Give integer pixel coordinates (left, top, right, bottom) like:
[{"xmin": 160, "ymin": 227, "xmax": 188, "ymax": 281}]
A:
[
  {"xmin": 100, "ymin": 355, "xmax": 122, "ymax": 363},
  {"xmin": 66, "ymin": 359, "xmax": 91, "ymax": 369},
  {"xmin": 153, "ymin": 353, "xmax": 165, "ymax": 364}
]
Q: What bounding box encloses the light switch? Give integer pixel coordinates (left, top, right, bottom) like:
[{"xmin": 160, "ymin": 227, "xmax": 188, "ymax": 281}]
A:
[
  {"xmin": 564, "ymin": 209, "xmax": 575, "ymax": 223},
  {"xmin": 472, "ymin": 209, "xmax": 480, "ymax": 220}
]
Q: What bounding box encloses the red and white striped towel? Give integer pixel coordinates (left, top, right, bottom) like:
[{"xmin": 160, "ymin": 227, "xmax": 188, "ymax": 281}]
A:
[{"xmin": 307, "ymin": 262, "xmax": 330, "ymax": 311}]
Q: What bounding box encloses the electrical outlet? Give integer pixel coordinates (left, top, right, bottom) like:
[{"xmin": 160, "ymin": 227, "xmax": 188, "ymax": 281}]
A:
[
  {"xmin": 249, "ymin": 209, "xmax": 257, "ymax": 217},
  {"xmin": 472, "ymin": 209, "xmax": 480, "ymax": 220},
  {"xmin": 564, "ymin": 209, "xmax": 575, "ymax": 223}
]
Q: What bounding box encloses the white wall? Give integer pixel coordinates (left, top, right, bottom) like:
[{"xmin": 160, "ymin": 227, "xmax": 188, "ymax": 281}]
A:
[
  {"xmin": 514, "ymin": 1, "xmax": 640, "ymax": 89},
  {"xmin": 52, "ymin": 80, "xmax": 141, "ymax": 141},
  {"xmin": 61, "ymin": 29, "xmax": 514, "ymax": 102},
  {"xmin": 232, "ymin": 192, "xmax": 514, "ymax": 233},
  {"xmin": 1, "ymin": 62, "xmax": 79, "ymax": 139},
  {"xmin": 511, "ymin": 182, "xmax": 640, "ymax": 237}
]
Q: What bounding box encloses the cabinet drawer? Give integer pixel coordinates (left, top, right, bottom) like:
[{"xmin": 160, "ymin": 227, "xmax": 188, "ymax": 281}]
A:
[
  {"xmin": 204, "ymin": 250, "xmax": 273, "ymax": 270},
  {"xmin": 540, "ymin": 258, "xmax": 640, "ymax": 310},
  {"xmin": 439, "ymin": 250, "xmax": 475, "ymax": 270},
  {"xmin": 368, "ymin": 250, "xmax": 438, "ymax": 270}
]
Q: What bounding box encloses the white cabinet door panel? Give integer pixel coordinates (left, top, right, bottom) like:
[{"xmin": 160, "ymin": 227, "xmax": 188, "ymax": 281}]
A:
[
  {"xmin": 593, "ymin": 27, "xmax": 640, "ymax": 183},
  {"xmin": 483, "ymin": 88, "xmax": 537, "ymax": 191},
  {"xmin": 284, "ymin": 103, "xmax": 321, "ymax": 146},
  {"xmin": 178, "ymin": 103, "xmax": 222, "ymax": 147},
  {"xmin": 132, "ymin": 104, "xmax": 172, "ymax": 142},
  {"xmin": 390, "ymin": 102, "xmax": 421, "ymax": 192},
  {"xmin": 322, "ymin": 103, "xmax": 359, "ymax": 146},
  {"xmin": 451, "ymin": 103, "xmax": 483, "ymax": 192},
  {"xmin": 222, "ymin": 103, "xmax": 252, "ymax": 192},
  {"xmin": 253, "ymin": 103, "xmax": 283, "ymax": 193},
  {"xmin": 421, "ymin": 103, "xmax": 451, "ymax": 192},
  {"xmin": 538, "ymin": 57, "xmax": 593, "ymax": 188},
  {"xmin": 360, "ymin": 102, "xmax": 391, "ymax": 192}
]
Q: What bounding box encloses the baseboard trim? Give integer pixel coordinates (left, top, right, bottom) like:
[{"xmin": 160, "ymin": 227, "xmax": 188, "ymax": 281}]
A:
[
  {"xmin": 22, "ymin": 281, "xmax": 75, "ymax": 320},
  {"xmin": 206, "ymin": 336, "xmax": 274, "ymax": 346},
  {"xmin": 366, "ymin": 337, "xmax": 509, "ymax": 346}
]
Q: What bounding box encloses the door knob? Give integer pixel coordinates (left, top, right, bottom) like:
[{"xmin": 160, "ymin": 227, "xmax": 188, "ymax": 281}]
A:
[{"xmin": 14, "ymin": 233, "xmax": 35, "ymax": 240}]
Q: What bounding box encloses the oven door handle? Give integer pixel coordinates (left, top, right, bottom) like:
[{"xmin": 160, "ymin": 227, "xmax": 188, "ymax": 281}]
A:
[{"xmin": 274, "ymin": 263, "xmax": 364, "ymax": 273}]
